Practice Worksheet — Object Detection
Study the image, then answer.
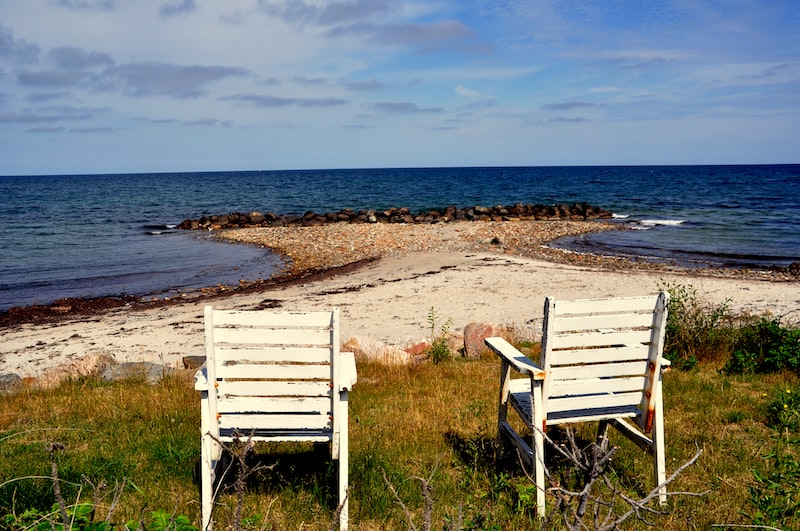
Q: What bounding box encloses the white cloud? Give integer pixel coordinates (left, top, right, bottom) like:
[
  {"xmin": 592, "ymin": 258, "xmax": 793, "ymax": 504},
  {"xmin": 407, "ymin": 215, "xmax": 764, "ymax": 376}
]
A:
[{"xmin": 454, "ymin": 84, "xmax": 493, "ymax": 100}]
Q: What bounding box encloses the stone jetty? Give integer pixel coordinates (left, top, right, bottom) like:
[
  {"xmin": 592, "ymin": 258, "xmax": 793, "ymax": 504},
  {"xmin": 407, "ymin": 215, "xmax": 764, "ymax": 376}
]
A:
[{"xmin": 178, "ymin": 202, "xmax": 614, "ymax": 231}]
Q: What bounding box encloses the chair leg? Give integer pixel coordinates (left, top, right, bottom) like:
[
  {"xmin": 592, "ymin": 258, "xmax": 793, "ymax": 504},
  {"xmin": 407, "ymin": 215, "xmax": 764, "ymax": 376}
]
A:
[
  {"xmin": 199, "ymin": 388, "xmax": 221, "ymax": 531},
  {"xmin": 497, "ymin": 362, "xmax": 512, "ymax": 448},
  {"xmin": 200, "ymin": 432, "xmax": 221, "ymax": 531},
  {"xmin": 338, "ymin": 390, "xmax": 350, "ymax": 531},
  {"xmin": 653, "ymin": 381, "xmax": 667, "ymax": 505},
  {"xmin": 531, "ymin": 389, "xmax": 546, "ymax": 517}
]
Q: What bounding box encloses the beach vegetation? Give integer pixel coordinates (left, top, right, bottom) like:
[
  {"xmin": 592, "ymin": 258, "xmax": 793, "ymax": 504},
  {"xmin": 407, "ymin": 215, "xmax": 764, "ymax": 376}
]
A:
[
  {"xmin": 742, "ymin": 385, "xmax": 800, "ymax": 529},
  {"xmin": 1, "ymin": 291, "xmax": 800, "ymax": 529},
  {"xmin": 658, "ymin": 281, "xmax": 736, "ymax": 370},
  {"xmin": 660, "ymin": 281, "xmax": 800, "ymax": 375},
  {"xmin": 426, "ymin": 306, "xmax": 453, "ymax": 364},
  {"xmin": 725, "ymin": 317, "xmax": 800, "ymax": 375}
]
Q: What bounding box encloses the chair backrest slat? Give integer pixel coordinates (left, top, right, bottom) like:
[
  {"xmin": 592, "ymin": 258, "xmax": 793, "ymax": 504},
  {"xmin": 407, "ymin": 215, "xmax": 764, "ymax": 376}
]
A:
[
  {"xmin": 216, "ymin": 363, "xmax": 332, "ymax": 381},
  {"xmin": 216, "ymin": 396, "xmax": 332, "ymax": 415},
  {"xmin": 211, "ymin": 310, "xmax": 335, "ymax": 328},
  {"xmin": 217, "ymin": 380, "xmax": 332, "ymax": 398},
  {"xmin": 213, "ymin": 346, "xmax": 333, "ymax": 364},
  {"xmin": 549, "ymin": 360, "xmax": 647, "ymax": 381},
  {"xmin": 553, "ymin": 296, "xmax": 658, "ymax": 315},
  {"xmin": 218, "ymin": 413, "xmax": 332, "ymax": 433},
  {"xmin": 549, "ymin": 375, "xmax": 646, "ymax": 397},
  {"xmin": 213, "ymin": 326, "xmax": 333, "ymax": 346},
  {"xmin": 547, "ymin": 345, "xmax": 648, "ymax": 365},
  {"xmin": 546, "ymin": 391, "xmax": 643, "ymax": 416},
  {"xmin": 549, "ymin": 328, "xmax": 654, "ymax": 351},
  {"xmin": 552, "ymin": 311, "xmax": 655, "ymax": 332}
]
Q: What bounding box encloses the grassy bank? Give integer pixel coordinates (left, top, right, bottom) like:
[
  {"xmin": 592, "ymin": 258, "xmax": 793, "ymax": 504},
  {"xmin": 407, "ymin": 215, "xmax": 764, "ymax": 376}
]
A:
[{"xmin": 1, "ymin": 287, "xmax": 799, "ymax": 530}]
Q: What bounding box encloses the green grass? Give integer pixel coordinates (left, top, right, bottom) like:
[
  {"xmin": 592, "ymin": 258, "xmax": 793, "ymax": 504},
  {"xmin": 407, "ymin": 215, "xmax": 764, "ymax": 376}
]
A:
[{"xmin": 1, "ymin": 357, "xmax": 798, "ymax": 530}]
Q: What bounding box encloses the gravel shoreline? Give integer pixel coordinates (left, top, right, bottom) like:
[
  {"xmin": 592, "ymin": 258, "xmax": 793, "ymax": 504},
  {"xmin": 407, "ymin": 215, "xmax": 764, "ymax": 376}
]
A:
[
  {"xmin": 2, "ymin": 220, "xmax": 795, "ymax": 329},
  {"xmin": 219, "ymin": 220, "xmax": 798, "ymax": 283}
]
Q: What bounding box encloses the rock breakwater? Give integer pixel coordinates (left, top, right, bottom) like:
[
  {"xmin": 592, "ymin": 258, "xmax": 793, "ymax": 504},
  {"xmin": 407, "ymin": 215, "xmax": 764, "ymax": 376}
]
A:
[{"xmin": 178, "ymin": 202, "xmax": 614, "ymax": 230}]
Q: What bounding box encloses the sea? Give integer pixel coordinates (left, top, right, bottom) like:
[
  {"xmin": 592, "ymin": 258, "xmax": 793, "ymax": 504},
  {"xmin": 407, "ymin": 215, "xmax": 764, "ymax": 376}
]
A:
[{"xmin": 1, "ymin": 165, "xmax": 798, "ymax": 312}]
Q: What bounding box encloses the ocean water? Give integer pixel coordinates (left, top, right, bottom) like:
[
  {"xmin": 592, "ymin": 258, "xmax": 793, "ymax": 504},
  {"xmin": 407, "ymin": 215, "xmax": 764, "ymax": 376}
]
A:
[{"xmin": 1, "ymin": 165, "xmax": 798, "ymax": 311}]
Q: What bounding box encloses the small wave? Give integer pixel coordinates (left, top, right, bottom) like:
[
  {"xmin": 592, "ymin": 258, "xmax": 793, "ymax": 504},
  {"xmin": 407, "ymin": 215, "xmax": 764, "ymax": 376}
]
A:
[
  {"xmin": 612, "ymin": 213, "xmax": 629, "ymax": 219},
  {"xmin": 144, "ymin": 223, "xmax": 179, "ymax": 236},
  {"xmin": 639, "ymin": 219, "xmax": 686, "ymax": 227},
  {"xmin": 143, "ymin": 224, "xmax": 175, "ymax": 230}
]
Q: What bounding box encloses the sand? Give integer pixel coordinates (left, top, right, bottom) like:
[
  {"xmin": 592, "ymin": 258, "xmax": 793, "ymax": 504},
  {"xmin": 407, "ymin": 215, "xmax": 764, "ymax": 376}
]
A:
[{"xmin": 1, "ymin": 221, "xmax": 798, "ymax": 380}]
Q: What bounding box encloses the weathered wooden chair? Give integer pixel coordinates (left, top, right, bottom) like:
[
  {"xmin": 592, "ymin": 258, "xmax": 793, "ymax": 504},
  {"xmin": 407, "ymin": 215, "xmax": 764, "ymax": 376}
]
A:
[
  {"xmin": 195, "ymin": 306, "xmax": 357, "ymax": 530},
  {"xmin": 484, "ymin": 292, "xmax": 670, "ymax": 516}
]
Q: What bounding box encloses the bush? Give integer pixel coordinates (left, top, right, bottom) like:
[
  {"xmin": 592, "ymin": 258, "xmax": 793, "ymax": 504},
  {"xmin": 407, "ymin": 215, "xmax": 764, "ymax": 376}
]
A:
[
  {"xmin": 725, "ymin": 317, "xmax": 800, "ymax": 375},
  {"xmin": 659, "ymin": 281, "xmax": 736, "ymax": 369}
]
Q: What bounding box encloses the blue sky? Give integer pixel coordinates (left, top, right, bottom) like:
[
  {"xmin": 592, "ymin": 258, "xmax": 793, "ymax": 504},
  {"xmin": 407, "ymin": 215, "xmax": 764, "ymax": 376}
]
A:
[{"xmin": 1, "ymin": 0, "xmax": 798, "ymax": 175}]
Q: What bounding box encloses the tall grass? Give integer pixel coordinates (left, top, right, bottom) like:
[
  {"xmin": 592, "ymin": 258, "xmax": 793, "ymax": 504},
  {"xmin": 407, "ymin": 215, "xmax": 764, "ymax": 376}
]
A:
[{"xmin": 2, "ymin": 285, "xmax": 799, "ymax": 529}]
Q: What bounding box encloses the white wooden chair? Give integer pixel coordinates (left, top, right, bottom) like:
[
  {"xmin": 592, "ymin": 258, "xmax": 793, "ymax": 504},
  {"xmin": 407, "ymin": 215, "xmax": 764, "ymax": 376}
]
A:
[
  {"xmin": 484, "ymin": 292, "xmax": 670, "ymax": 516},
  {"xmin": 195, "ymin": 306, "xmax": 357, "ymax": 530}
]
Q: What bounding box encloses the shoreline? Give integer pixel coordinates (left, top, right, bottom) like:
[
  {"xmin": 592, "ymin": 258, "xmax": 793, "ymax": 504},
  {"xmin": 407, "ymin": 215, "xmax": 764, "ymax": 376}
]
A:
[
  {"xmin": 1, "ymin": 220, "xmax": 797, "ymax": 329},
  {"xmin": 1, "ymin": 220, "xmax": 798, "ymax": 382}
]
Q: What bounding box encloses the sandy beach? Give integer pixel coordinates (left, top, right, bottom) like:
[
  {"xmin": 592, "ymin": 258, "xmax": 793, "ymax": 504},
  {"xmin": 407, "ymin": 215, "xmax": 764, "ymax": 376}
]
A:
[{"xmin": 1, "ymin": 221, "xmax": 798, "ymax": 381}]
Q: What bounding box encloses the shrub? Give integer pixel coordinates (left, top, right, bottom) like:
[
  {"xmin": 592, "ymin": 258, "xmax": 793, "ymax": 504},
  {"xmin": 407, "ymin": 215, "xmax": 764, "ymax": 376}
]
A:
[
  {"xmin": 426, "ymin": 307, "xmax": 453, "ymax": 364},
  {"xmin": 659, "ymin": 281, "xmax": 736, "ymax": 369},
  {"xmin": 725, "ymin": 317, "xmax": 800, "ymax": 375}
]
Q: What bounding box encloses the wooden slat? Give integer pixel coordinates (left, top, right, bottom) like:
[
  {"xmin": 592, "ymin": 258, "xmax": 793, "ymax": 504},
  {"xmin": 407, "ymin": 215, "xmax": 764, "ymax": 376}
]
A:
[
  {"xmin": 549, "ymin": 376, "xmax": 646, "ymax": 396},
  {"xmin": 550, "ymin": 329, "xmax": 652, "ymax": 350},
  {"xmin": 547, "ymin": 345, "xmax": 648, "ymax": 365},
  {"xmin": 219, "ymin": 433, "xmax": 332, "ymax": 443},
  {"xmin": 549, "ymin": 361, "xmax": 646, "ymax": 380},
  {"xmin": 547, "ymin": 407, "xmax": 640, "ymax": 425},
  {"xmin": 546, "ymin": 391, "xmax": 643, "ymax": 414},
  {"xmin": 212, "ymin": 327, "xmax": 332, "ymax": 346},
  {"xmin": 217, "ymin": 396, "xmax": 331, "ymax": 414},
  {"xmin": 214, "ymin": 346, "xmax": 332, "ymax": 364},
  {"xmin": 217, "ymin": 380, "xmax": 331, "ymax": 397},
  {"xmin": 211, "ymin": 310, "xmax": 334, "ymax": 328},
  {"xmin": 219, "ymin": 413, "xmax": 332, "ymax": 432},
  {"xmin": 552, "ymin": 312, "xmax": 654, "ymax": 332},
  {"xmin": 215, "ymin": 363, "xmax": 331, "ymax": 380},
  {"xmin": 553, "ymin": 296, "xmax": 657, "ymax": 316}
]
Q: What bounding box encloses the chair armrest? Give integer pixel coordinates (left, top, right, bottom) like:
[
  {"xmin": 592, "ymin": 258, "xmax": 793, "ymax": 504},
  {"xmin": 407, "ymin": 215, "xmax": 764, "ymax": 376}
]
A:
[
  {"xmin": 484, "ymin": 337, "xmax": 545, "ymax": 379},
  {"xmin": 194, "ymin": 366, "xmax": 209, "ymax": 391},
  {"xmin": 339, "ymin": 352, "xmax": 357, "ymax": 391}
]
